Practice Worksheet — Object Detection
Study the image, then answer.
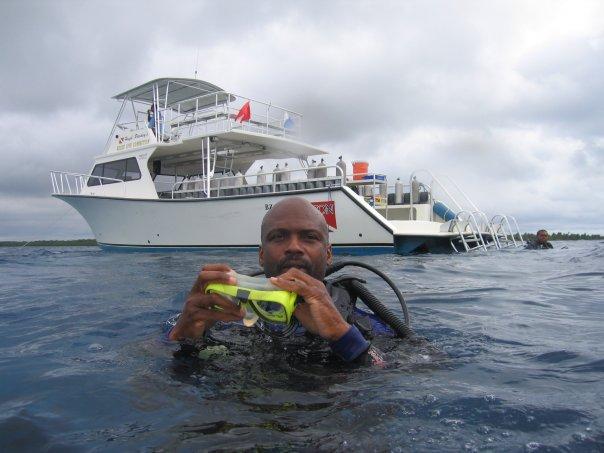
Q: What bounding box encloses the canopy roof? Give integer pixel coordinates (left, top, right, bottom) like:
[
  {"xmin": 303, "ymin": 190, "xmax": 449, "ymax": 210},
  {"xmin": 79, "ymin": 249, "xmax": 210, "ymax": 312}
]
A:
[
  {"xmin": 112, "ymin": 78, "xmax": 231, "ymax": 107},
  {"xmin": 146, "ymin": 130, "xmax": 327, "ymax": 175}
]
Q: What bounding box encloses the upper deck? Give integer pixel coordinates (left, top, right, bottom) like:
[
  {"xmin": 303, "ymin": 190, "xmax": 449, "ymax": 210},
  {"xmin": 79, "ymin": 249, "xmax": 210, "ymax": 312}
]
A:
[{"xmin": 105, "ymin": 77, "xmax": 305, "ymax": 155}]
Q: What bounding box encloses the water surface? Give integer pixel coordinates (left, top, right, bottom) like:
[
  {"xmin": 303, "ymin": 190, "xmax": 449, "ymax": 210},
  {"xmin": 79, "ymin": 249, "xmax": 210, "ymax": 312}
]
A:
[{"xmin": 0, "ymin": 241, "xmax": 603, "ymax": 451}]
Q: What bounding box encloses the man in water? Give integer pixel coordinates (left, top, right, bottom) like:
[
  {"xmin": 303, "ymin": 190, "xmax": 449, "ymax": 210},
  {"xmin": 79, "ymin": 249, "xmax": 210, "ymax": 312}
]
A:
[
  {"xmin": 169, "ymin": 197, "xmax": 379, "ymax": 363},
  {"xmin": 525, "ymin": 229, "xmax": 554, "ymax": 249}
]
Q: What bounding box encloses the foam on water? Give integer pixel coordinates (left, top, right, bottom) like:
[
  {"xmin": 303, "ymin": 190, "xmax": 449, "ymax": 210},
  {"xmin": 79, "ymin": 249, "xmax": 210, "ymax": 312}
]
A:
[{"xmin": 0, "ymin": 241, "xmax": 603, "ymax": 450}]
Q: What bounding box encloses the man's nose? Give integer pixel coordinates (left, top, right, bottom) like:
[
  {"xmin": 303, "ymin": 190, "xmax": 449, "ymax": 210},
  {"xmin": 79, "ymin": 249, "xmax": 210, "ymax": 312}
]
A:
[{"xmin": 285, "ymin": 234, "xmax": 304, "ymax": 254}]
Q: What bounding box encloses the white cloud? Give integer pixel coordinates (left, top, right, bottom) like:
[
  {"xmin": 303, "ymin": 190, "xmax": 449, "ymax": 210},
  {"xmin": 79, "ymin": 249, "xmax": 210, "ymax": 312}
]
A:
[{"xmin": 1, "ymin": 0, "xmax": 603, "ymax": 239}]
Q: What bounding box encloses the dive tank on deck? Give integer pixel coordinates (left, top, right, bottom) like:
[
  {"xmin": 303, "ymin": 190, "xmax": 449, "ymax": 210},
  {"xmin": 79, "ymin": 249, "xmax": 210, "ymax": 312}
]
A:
[{"xmin": 394, "ymin": 178, "xmax": 403, "ymax": 204}]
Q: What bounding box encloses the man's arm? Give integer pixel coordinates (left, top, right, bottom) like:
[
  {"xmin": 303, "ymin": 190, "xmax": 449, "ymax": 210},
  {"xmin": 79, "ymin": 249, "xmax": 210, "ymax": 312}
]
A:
[{"xmin": 270, "ymin": 268, "xmax": 370, "ymax": 362}]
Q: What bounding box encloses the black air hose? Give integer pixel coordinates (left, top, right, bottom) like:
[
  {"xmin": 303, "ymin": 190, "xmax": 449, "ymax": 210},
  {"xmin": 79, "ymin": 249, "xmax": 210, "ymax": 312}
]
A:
[
  {"xmin": 326, "ymin": 260, "xmax": 410, "ymax": 326},
  {"xmin": 346, "ymin": 279, "xmax": 413, "ymax": 338}
]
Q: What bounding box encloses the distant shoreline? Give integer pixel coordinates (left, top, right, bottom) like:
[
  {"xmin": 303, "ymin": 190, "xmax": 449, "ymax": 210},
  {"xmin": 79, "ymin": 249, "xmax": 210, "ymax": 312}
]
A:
[
  {"xmin": 1, "ymin": 233, "xmax": 602, "ymax": 247},
  {"xmin": 0, "ymin": 239, "xmax": 98, "ymax": 247}
]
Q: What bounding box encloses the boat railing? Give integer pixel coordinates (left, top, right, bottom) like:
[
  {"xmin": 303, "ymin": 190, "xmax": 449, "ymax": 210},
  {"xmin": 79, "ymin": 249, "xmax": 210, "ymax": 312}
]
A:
[
  {"xmin": 409, "ymin": 170, "xmax": 460, "ymax": 221},
  {"xmin": 472, "ymin": 210, "xmax": 500, "ymax": 249},
  {"xmin": 50, "ymin": 171, "xmax": 125, "ymax": 196},
  {"xmin": 449, "ymin": 210, "xmax": 488, "ymax": 252},
  {"xmin": 167, "ymin": 165, "xmax": 344, "ymax": 199},
  {"xmin": 114, "ymin": 91, "xmax": 303, "ymax": 146},
  {"xmin": 490, "ymin": 214, "xmax": 523, "ymax": 248}
]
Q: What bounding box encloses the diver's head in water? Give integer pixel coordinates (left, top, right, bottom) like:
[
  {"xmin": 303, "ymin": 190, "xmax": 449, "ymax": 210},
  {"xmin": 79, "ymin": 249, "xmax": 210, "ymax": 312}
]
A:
[
  {"xmin": 536, "ymin": 229, "xmax": 550, "ymax": 244},
  {"xmin": 259, "ymin": 197, "xmax": 332, "ymax": 280}
]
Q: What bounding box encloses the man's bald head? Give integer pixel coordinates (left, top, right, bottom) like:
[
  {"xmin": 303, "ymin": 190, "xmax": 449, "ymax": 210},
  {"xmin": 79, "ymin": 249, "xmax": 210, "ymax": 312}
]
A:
[
  {"xmin": 261, "ymin": 198, "xmax": 329, "ymax": 245},
  {"xmin": 259, "ymin": 197, "xmax": 332, "ymax": 279}
]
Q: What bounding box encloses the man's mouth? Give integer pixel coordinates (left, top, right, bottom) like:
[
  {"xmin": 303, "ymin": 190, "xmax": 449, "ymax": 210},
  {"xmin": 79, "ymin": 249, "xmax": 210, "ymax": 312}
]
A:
[{"xmin": 278, "ymin": 260, "xmax": 311, "ymax": 274}]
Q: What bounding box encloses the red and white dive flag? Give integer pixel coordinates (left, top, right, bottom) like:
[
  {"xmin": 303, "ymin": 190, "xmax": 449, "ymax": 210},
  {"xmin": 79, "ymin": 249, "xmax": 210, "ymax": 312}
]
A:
[
  {"xmin": 311, "ymin": 200, "xmax": 338, "ymax": 230},
  {"xmin": 235, "ymin": 101, "xmax": 251, "ymax": 123}
]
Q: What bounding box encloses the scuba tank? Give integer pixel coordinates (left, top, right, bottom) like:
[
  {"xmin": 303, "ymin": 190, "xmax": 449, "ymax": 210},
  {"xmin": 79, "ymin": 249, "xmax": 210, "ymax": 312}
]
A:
[
  {"xmin": 395, "ymin": 177, "xmax": 404, "ymax": 204},
  {"xmin": 411, "ymin": 176, "xmax": 420, "ymax": 204},
  {"xmin": 274, "ymin": 163, "xmax": 281, "ymax": 182},
  {"xmin": 336, "ymin": 156, "xmax": 347, "ymax": 181},
  {"xmin": 257, "ymin": 165, "xmax": 266, "ymax": 185},
  {"xmin": 316, "ymin": 158, "xmax": 327, "ymax": 178},
  {"xmin": 307, "ymin": 159, "xmax": 316, "ymax": 179},
  {"xmin": 281, "ymin": 162, "xmax": 291, "ymax": 182},
  {"xmin": 234, "ymin": 170, "xmax": 244, "ymax": 186}
]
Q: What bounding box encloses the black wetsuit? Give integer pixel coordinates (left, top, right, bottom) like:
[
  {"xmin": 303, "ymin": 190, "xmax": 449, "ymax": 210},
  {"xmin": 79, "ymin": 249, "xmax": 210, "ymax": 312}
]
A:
[
  {"xmin": 525, "ymin": 240, "xmax": 553, "ymax": 249},
  {"xmin": 168, "ymin": 281, "xmax": 391, "ymax": 365}
]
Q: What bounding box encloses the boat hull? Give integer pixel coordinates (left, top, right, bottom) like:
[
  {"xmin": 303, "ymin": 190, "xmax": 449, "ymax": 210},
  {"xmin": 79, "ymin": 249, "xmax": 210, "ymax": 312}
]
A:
[
  {"xmin": 55, "ymin": 187, "xmax": 395, "ymax": 251},
  {"xmin": 393, "ymin": 235, "xmax": 457, "ymax": 254}
]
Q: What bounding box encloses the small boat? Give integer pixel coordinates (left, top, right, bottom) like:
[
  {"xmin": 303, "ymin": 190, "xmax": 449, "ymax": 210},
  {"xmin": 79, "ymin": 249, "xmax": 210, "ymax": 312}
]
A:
[{"xmin": 51, "ymin": 77, "xmax": 523, "ymax": 254}]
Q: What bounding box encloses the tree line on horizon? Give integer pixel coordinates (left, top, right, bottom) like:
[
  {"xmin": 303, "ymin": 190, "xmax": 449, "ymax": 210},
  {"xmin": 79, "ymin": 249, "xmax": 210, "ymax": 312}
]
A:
[
  {"xmin": 0, "ymin": 232, "xmax": 602, "ymax": 247},
  {"xmin": 523, "ymin": 232, "xmax": 602, "ymax": 241}
]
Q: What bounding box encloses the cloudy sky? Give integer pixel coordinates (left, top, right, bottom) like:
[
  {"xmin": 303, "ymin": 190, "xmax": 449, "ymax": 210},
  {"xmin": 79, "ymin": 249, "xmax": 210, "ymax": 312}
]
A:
[{"xmin": 1, "ymin": 0, "xmax": 603, "ymax": 240}]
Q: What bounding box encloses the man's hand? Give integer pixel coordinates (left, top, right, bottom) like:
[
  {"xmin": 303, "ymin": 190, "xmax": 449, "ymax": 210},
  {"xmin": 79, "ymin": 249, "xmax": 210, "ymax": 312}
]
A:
[
  {"xmin": 270, "ymin": 268, "xmax": 350, "ymax": 342},
  {"xmin": 168, "ymin": 264, "xmax": 245, "ymax": 342}
]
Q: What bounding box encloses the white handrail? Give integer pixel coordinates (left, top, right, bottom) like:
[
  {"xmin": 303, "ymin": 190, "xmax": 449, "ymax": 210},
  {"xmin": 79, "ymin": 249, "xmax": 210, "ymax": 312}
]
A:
[
  {"xmin": 169, "ymin": 165, "xmax": 345, "ymax": 199},
  {"xmin": 440, "ymin": 174, "xmax": 480, "ymax": 212},
  {"xmin": 50, "ymin": 171, "xmax": 124, "ymax": 195},
  {"xmin": 490, "ymin": 214, "xmax": 519, "ymax": 247},
  {"xmin": 472, "ymin": 210, "xmax": 500, "ymax": 249}
]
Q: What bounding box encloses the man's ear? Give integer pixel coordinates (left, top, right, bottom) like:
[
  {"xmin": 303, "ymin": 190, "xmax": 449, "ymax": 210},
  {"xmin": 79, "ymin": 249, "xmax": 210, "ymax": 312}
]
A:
[
  {"xmin": 258, "ymin": 246, "xmax": 264, "ymax": 267},
  {"xmin": 326, "ymin": 244, "xmax": 333, "ymax": 265}
]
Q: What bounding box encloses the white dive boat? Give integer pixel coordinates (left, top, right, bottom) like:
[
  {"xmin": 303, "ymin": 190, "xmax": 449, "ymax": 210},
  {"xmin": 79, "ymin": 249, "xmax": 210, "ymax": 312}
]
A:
[{"xmin": 51, "ymin": 77, "xmax": 523, "ymax": 254}]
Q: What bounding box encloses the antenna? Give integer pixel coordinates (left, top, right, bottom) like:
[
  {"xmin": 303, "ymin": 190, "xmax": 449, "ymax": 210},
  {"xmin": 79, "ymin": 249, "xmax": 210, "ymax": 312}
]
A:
[{"xmin": 194, "ymin": 48, "xmax": 200, "ymax": 79}]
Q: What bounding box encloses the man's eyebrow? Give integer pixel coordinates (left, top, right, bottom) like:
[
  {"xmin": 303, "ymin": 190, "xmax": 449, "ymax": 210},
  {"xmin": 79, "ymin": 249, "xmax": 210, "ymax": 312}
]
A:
[
  {"xmin": 300, "ymin": 228, "xmax": 322, "ymax": 234},
  {"xmin": 266, "ymin": 227, "xmax": 323, "ymax": 235},
  {"xmin": 265, "ymin": 227, "xmax": 288, "ymax": 236}
]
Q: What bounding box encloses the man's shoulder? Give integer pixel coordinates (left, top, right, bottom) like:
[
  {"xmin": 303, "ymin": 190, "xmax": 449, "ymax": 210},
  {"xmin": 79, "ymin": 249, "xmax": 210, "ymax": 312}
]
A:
[{"xmin": 525, "ymin": 240, "xmax": 554, "ymax": 249}]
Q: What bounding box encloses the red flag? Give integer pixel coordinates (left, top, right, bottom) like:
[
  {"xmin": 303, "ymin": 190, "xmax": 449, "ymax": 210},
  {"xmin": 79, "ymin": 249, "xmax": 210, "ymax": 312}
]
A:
[{"xmin": 235, "ymin": 101, "xmax": 251, "ymax": 123}]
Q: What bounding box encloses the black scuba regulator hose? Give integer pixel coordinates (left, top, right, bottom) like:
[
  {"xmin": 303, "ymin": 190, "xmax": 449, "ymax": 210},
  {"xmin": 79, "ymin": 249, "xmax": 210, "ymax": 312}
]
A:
[
  {"xmin": 346, "ymin": 279, "xmax": 413, "ymax": 339},
  {"xmin": 326, "ymin": 260, "xmax": 413, "ymax": 338}
]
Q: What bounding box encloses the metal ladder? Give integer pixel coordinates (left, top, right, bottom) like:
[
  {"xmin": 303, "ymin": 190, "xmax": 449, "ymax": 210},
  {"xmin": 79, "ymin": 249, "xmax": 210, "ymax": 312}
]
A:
[
  {"xmin": 489, "ymin": 214, "xmax": 524, "ymax": 248},
  {"xmin": 472, "ymin": 210, "xmax": 501, "ymax": 250},
  {"xmin": 449, "ymin": 210, "xmax": 488, "ymax": 252}
]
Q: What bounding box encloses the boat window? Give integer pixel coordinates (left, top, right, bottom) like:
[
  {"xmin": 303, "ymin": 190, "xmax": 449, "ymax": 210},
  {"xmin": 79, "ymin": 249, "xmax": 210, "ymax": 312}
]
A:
[
  {"xmin": 87, "ymin": 158, "xmax": 141, "ymax": 187},
  {"xmin": 88, "ymin": 164, "xmax": 104, "ymax": 187},
  {"xmin": 103, "ymin": 159, "xmax": 127, "ymax": 181},
  {"xmin": 125, "ymin": 158, "xmax": 141, "ymax": 181}
]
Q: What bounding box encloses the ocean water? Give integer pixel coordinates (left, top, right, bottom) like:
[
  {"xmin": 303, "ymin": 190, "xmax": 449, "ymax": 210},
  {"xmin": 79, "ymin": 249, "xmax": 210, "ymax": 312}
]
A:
[{"xmin": 0, "ymin": 241, "xmax": 603, "ymax": 452}]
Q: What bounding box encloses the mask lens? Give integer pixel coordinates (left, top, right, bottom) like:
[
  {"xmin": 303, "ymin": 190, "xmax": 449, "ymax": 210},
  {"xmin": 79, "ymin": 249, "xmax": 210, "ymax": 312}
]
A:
[{"xmin": 251, "ymin": 300, "xmax": 287, "ymax": 323}]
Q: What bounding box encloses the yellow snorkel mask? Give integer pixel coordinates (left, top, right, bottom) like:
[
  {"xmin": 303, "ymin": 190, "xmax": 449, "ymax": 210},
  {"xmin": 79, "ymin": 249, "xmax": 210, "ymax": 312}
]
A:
[{"xmin": 205, "ymin": 272, "xmax": 298, "ymax": 327}]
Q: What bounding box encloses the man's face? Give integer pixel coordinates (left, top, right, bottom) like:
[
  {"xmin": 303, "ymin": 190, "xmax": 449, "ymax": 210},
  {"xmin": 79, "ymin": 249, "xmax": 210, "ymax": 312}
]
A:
[
  {"xmin": 259, "ymin": 209, "xmax": 332, "ymax": 280},
  {"xmin": 537, "ymin": 231, "xmax": 549, "ymax": 244}
]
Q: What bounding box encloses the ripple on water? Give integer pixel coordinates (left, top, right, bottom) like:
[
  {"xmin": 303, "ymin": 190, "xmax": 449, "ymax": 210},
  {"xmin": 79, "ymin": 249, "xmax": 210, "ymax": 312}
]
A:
[
  {"xmin": 532, "ymin": 350, "xmax": 581, "ymax": 363},
  {"xmin": 0, "ymin": 242, "xmax": 603, "ymax": 451}
]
